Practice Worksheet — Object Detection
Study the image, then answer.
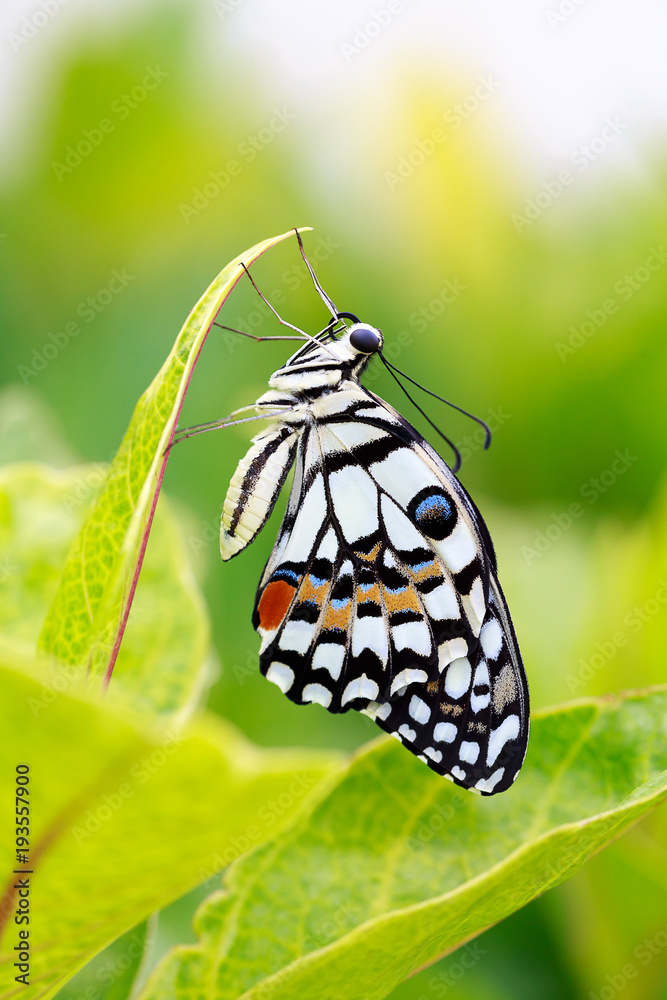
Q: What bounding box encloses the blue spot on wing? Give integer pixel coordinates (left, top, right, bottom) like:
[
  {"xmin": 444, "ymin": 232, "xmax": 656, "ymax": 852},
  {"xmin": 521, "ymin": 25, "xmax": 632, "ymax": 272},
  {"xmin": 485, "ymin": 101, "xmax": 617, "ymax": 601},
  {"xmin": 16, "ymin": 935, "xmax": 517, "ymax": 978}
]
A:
[
  {"xmin": 409, "ymin": 487, "xmax": 458, "ymax": 540},
  {"xmin": 416, "ymin": 495, "xmax": 452, "ymax": 521}
]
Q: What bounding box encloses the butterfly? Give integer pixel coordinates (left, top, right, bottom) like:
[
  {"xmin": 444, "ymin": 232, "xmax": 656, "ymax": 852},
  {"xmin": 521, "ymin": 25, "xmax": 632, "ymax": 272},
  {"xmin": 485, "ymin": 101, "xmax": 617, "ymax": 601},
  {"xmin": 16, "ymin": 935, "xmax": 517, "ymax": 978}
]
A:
[{"xmin": 216, "ymin": 239, "xmax": 529, "ymax": 795}]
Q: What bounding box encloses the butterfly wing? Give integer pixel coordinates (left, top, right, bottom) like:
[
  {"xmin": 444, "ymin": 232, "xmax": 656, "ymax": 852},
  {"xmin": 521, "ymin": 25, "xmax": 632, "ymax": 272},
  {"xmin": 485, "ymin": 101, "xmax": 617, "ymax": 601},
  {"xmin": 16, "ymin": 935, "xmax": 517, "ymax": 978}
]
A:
[
  {"xmin": 253, "ymin": 386, "xmax": 529, "ymax": 793},
  {"xmin": 364, "ymin": 576, "xmax": 528, "ymax": 794}
]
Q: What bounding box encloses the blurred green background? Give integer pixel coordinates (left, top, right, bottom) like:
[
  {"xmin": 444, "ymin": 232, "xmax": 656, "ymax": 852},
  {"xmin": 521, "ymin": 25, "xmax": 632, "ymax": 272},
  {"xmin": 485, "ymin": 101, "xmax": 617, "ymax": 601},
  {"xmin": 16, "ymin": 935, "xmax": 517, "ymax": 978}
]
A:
[{"xmin": 1, "ymin": 0, "xmax": 666, "ymax": 996}]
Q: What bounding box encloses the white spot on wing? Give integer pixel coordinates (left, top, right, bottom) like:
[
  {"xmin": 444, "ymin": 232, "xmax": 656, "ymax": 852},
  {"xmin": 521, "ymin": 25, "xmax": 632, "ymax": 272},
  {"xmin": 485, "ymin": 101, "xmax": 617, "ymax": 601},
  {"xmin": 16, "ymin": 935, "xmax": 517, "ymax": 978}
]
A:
[
  {"xmin": 451, "ymin": 765, "xmax": 466, "ymax": 781},
  {"xmin": 365, "ymin": 701, "xmax": 392, "ymax": 721},
  {"xmin": 371, "ymin": 448, "xmax": 440, "ymax": 508},
  {"xmin": 434, "ymin": 518, "xmax": 477, "ymax": 573},
  {"xmin": 423, "ymin": 581, "xmax": 460, "ymax": 622},
  {"xmin": 462, "ymin": 589, "xmax": 484, "ymax": 637},
  {"xmin": 424, "ymin": 747, "xmax": 443, "ymax": 763},
  {"xmin": 284, "ymin": 474, "xmax": 326, "ymax": 562},
  {"xmin": 475, "ymin": 767, "xmax": 505, "ymax": 793},
  {"xmin": 280, "ymin": 619, "xmax": 315, "ymax": 654},
  {"xmin": 266, "ymin": 662, "xmax": 294, "ymax": 693},
  {"xmin": 392, "ymin": 619, "xmax": 431, "ymax": 656},
  {"xmin": 433, "ymin": 722, "xmax": 457, "ymax": 743},
  {"xmin": 329, "ymin": 465, "xmax": 379, "ymax": 542},
  {"xmin": 409, "ymin": 695, "xmax": 431, "ymax": 723},
  {"xmin": 474, "ymin": 660, "xmax": 490, "ymax": 687},
  {"xmin": 487, "ymin": 715, "xmax": 521, "ymax": 766},
  {"xmin": 391, "ymin": 667, "xmax": 428, "ymax": 696},
  {"xmin": 444, "ymin": 657, "xmax": 472, "ymax": 698},
  {"xmin": 471, "ymin": 659, "xmax": 491, "ymax": 712},
  {"xmin": 325, "ymin": 422, "xmax": 390, "ymax": 450},
  {"xmin": 438, "ymin": 638, "xmax": 468, "ymax": 673},
  {"xmin": 302, "ymin": 683, "xmax": 332, "ymax": 708},
  {"xmin": 259, "ymin": 629, "xmax": 278, "ymax": 651},
  {"xmin": 317, "ymin": 528, "xmax": 339, "ymax": 562},
  {"xmin": 459, "ymin": 741, "xmax": 480, "ymax": 764},
  {"xmin": 312, "ymin": 643, "xmax": 345, "ymax": 680},
  {"xmin": 352, "ymin": 614, "xmax": 388, "ymax": 660},
  {"xmin": 480, "ymin": 618, "xmax": 504, "ymax": 660},
  {"xmin": 342, "ymin": 673, "xmax": 379, "ymax": 705},
  {"xmin": 398, "ymin": 723, "xmax": 417, "ymax": 742},
  {"xmin": 471, "ymin": 691, "xmax": 491, "ymax": 713},
  {"xmin": 469, "ymin": 576, "xmax": 486, "ymax": 624},
  {"xmin": 380, "ymin": 495, "xmax": 425, "ymax": 551}
]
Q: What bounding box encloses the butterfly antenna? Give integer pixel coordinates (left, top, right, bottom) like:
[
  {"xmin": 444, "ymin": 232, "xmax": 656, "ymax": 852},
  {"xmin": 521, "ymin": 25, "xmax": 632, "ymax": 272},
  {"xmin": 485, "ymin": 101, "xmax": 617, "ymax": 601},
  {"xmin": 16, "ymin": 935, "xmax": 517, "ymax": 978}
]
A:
[
  {"xmin": 378, "ymin": 354, "xmax": 463, "ymax": 473},
  {"xmin": 381, "ymin": 357, "xmax": 492, "ymax": 449},
  {"xmin": 239, "ymin": 262, "xmax": 340, "ymax": 360},
  {"xmin": 211, "ymin": 321, "xmax": 303, "ymax": 343},
  {"xmin": 294, "ymin": 228, "xmax": 339, "ymax": 321}
]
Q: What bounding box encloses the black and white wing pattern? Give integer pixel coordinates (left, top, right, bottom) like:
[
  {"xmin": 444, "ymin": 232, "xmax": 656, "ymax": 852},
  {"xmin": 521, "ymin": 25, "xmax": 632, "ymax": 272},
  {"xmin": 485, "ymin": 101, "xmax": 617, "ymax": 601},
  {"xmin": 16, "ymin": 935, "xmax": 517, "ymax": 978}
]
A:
[{"xmin": 220, "ymin": 324, "xmax": 529, "ymax": 795}]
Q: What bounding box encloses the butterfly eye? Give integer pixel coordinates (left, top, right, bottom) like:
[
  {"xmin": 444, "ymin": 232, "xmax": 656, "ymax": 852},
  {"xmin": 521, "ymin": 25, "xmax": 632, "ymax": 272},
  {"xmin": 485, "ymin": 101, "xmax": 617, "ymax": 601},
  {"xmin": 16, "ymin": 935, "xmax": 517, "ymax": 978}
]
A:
[{"xmin": 349, "ymin": 324, "xmax": 380, "ymax": 354}]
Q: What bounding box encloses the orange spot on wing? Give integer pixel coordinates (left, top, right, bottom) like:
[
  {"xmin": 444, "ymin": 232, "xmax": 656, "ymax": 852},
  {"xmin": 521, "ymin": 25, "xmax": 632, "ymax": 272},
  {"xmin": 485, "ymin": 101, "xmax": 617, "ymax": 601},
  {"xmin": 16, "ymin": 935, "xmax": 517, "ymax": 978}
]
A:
[{"xmin": 258, "ymin": 580, "xmax": 296, "ymax": 631}]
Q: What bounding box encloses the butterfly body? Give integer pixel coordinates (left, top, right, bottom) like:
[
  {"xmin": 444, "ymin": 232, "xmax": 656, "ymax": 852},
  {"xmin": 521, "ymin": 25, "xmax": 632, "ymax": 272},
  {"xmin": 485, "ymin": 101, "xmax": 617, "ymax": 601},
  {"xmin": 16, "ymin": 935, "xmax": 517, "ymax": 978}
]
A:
[{"xmin": 221, "ymin": 323, "xmax": 529, "ymax": 795}]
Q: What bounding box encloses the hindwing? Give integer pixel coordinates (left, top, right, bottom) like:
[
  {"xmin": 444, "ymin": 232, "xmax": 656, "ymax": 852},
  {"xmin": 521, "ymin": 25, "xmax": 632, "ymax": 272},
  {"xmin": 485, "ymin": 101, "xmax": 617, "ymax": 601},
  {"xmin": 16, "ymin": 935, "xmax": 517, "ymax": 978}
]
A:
[{"xmin": 250, "ymin": 386, "xmax": 528, "ymax": 792}]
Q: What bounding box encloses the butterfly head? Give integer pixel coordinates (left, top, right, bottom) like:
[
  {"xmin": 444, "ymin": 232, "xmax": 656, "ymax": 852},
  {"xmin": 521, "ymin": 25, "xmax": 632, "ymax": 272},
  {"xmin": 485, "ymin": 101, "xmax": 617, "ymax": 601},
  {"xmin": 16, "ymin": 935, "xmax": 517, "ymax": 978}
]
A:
[
  {"xmin": 346, "ymin": 322, "xmax": 383, "ymax": 356},
  {"xmin": 327, "ymin": 317, "xmax": 384, "ymax": 370},
  {"xmin": 269, "ymin": 315, "xmax": 383, "ymax": 391}
]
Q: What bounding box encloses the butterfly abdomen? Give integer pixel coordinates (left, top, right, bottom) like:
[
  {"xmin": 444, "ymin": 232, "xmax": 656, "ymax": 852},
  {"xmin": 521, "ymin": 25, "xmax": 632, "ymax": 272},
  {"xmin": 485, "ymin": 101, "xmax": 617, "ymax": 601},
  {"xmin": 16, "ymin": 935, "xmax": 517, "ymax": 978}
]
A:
[{"xmin": 220, "ymin": 424, "xmax": 298, "ymax": 560}]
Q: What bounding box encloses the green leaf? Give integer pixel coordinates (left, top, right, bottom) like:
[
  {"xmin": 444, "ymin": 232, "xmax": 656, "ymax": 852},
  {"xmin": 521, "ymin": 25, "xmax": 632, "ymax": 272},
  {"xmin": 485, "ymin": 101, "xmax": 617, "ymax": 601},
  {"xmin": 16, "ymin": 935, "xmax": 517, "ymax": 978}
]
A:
[
  {"xmin": 0, "ymin": 462, "xmax": 209, "ymax": 715},
  {"xmin": 0, "ymin": 657, "xmax": 337, "ymax": 1000},
  {"xmin": 0, "ymin": 387, "xmax": 78, "ymax": 468},
  {"xmin": 0, "ymin": 462, "xmax": 102, "ymax": 661},
  {"xmin": 37, "ymin": 228, "xmax": 308, "ymax": 687},
  {"xmin": 53, "ymin": 920, "xmax": 151, "ymax": 1000},
  {"xmin": 139, "ymin": 688, "xmax": 667, "ymax": 1000},
  {"xmin": 110, "ymin": 490, "xmax": 211, "ymax": 716}
]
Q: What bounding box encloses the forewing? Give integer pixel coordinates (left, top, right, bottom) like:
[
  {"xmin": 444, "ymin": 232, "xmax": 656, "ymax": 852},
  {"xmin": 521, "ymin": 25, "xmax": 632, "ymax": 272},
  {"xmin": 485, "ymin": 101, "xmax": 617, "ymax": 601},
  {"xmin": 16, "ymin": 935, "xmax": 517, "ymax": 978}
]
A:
[{"xmin": 254, "ymin": 406, "xmax": 487, "ymax": 710}]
